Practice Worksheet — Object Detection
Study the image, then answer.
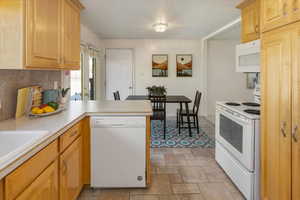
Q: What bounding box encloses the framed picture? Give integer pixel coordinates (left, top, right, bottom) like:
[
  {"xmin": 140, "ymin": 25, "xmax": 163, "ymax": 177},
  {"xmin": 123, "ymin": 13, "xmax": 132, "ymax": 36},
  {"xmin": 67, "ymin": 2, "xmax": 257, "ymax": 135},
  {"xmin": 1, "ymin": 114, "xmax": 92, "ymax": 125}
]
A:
[
  {"xmin": 152, "ymin": 54, "xmax": 168, "ymax": 77},
  {"xmin": 176, "ymin": 54, "xmax": 193, "ymax": 77}
]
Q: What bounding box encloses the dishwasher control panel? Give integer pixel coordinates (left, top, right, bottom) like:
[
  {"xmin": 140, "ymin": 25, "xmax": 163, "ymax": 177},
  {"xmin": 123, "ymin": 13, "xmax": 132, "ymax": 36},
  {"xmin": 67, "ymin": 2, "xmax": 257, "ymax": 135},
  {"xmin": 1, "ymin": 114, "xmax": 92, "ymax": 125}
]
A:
[{"xmin": 91, "ymin": 116, "xmax": 146, "ymax": 128}]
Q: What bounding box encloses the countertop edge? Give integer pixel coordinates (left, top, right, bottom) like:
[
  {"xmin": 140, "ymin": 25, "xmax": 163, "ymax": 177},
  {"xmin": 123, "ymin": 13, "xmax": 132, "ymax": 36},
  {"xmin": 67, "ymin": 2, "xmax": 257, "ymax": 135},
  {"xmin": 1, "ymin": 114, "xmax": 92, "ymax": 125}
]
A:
[{"xmin": 0, "ymin": 110, "xmax": 152, "ymax": 180}]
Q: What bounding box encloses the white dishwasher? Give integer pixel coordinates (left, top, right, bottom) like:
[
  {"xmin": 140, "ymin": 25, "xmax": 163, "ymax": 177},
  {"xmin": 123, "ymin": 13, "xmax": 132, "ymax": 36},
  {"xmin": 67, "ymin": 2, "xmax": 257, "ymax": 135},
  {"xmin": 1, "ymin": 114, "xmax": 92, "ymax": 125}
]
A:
[{"xmin": 90, "ymin": 116, "xmax": 146, "ymax": 188}]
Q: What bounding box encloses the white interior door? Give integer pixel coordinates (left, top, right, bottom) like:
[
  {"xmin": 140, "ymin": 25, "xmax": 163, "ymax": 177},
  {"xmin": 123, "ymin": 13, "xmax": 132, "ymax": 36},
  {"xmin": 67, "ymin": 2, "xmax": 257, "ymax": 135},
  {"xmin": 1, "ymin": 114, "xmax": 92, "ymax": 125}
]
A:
[{"xmin": 106, "ymin": 49, "xmax": 134, "ymax": 100}]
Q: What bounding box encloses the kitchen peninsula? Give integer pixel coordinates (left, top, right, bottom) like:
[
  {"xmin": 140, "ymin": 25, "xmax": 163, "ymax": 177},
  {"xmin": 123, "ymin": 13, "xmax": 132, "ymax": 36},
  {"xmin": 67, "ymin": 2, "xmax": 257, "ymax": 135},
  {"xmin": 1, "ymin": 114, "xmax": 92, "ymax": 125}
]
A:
[{"xmin": 0, "ymin": 100, "xmax": 152, "ymax": 200}]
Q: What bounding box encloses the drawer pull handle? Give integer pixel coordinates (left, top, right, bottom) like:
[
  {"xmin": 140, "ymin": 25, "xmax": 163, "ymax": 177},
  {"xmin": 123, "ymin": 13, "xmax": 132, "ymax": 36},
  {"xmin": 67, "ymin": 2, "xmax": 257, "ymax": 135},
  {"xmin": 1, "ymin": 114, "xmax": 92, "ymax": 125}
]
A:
[
  {"xmin": 293, "ymin": 125, "xmax": 298, "ymax": 142},
  {"xmin": 62, "ymin": 161, "xmax": 67, "ymax": 175},
  {"xmin": 255, "ymin": 25, "xmax": 259, "ymax": 33},
  {"xmin": 281, "ymin": 122, "xmax": 287, "ymax": 137},
  {"xmin": 69, "ymin": 130, "xmax": 78, "ymax": 138}
]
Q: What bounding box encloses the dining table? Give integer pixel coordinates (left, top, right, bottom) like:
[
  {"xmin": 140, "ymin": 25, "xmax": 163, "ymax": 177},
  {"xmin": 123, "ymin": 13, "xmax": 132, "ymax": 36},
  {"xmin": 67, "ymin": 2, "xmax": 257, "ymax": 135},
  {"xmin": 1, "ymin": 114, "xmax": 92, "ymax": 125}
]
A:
[{"xmin": 126, "ymin": 95, "xmax": 193, "ymax": 137}]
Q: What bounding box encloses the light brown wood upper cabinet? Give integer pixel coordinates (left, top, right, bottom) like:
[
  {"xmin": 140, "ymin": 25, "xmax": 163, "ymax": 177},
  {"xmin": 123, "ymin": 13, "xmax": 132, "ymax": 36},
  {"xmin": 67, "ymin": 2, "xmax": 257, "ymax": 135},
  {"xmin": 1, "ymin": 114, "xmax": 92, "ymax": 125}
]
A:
[
  {"xmin": 290, "ymin": 0, "xmax": 300, "ymax": 23},
  {"xmin": 0, "ymin": 0, "xmax": 83, "ymax": 70},
  {"xmin": 26, "ymin": 0, "xmax": 61, "ymax": 69},
  {"xmin": 261, "ymin": 0, "xmax": 300, "ymax": 32},
  {"xmin": 60, "ymin": 136, "xmax": 83, "ymax": 200},
  {"xmin": 16, "ymin": 160, "xmax": 59, "ymax": 200},
  {"xmin": 237, "ymin": 0, "xmax": 260, "ymax": 43},
  {"xmin": 261, "ymin": 0, "xmax": 289, "ymax": 32},
  {"xmin": 62, "ymin": 0, "xmax": 81, "ymax": 69}
]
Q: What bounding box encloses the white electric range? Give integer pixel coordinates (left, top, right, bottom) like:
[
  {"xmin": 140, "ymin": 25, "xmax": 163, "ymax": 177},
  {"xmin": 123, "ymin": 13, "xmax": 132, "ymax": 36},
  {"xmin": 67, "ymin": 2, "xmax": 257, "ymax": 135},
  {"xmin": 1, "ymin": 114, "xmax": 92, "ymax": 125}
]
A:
[{"xmin": 215, "ymin": 101, "xmax": 260, "ymax": 200}]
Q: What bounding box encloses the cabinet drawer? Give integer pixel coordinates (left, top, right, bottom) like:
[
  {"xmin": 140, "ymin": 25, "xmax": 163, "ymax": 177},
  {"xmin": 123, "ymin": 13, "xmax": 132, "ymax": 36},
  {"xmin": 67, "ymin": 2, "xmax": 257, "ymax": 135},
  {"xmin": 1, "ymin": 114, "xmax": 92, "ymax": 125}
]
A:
[
  {"xmin": 5, "ymin": 140, "xmax": 58, "ymax": 200},
  {"xmin": 60, "ymin": 121, "xmax": 82, "ymax": 152}
]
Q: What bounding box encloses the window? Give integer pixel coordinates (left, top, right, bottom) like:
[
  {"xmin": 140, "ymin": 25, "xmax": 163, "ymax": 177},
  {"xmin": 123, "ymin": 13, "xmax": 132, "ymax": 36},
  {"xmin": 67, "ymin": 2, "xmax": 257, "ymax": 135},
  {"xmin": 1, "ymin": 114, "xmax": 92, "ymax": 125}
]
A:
[
  {"xmin": 89, "ymin": 56, "xmax": 96, "ymax": 100},
  {"xmin": 70, "ymin": 51, "xmax": 83, "ymax": 101},
  {"xmin": 70, "ymin": 46, "xmax": 99, "ymax": 101}
]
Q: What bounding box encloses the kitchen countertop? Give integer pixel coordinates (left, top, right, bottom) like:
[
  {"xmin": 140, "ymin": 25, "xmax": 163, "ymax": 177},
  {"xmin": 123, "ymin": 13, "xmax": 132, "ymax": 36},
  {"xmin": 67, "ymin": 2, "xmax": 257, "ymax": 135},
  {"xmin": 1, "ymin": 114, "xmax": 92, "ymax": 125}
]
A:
[{"xmin": 0, "ymin": 100, "xmax": 152, "ymax": 179}]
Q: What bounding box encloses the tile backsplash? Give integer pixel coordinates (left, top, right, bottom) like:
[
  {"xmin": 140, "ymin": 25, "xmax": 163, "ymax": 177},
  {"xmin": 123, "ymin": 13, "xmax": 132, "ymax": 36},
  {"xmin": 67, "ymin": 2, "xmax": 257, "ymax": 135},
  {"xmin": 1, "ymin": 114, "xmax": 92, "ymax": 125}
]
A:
[{"xmin": 0, "ymin": 70, "xmax": 62, "ymax": 121}]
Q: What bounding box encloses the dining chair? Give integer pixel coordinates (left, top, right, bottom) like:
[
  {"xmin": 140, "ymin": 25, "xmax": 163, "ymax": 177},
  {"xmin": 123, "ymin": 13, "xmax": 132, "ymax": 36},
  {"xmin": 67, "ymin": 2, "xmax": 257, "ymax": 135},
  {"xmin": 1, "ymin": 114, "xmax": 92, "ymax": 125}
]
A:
[
  {"xmin": 177, "ymin": 91, "xmax": 202, "ymax": 134},
  {"xmin": 150, "ymin": 95, "xmax": 167, "ymax": 139},
  {"xmin": 113, "ymin": 91, "xmax": 120, "ymax": 101}
]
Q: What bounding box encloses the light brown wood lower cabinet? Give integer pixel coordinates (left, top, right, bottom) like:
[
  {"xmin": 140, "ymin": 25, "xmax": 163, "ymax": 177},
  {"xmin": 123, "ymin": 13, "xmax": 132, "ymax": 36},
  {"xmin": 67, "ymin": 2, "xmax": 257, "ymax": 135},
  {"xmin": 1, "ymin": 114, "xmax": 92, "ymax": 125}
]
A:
[
  {"xmin": 5, "ymin": 140, "xmax": 58, "ymax": 200},
  {"xmin": 0, "ymin": 116, "xmax": 150, "ymax": 199},
  {"xmin": 16, "ymin": 160, "xmax": 59, "ymax": 200},
  {"xmin": 60, "ymin": 136, "xmax": 83, "ymax": 200},
  {"xmin": 261, "ymin": 21, "xmax": 300, "ymax": 200},
  {"xmin": 0, "ymin": 180, "xmax": 3, "ymax": 200},
  {"xmin": 291, "ymin": 21, "xmax": 300, "ymax": 200},
  {"xmin": 60, "ymin": 121, "xmax": 82, "ymax": 153},
  {"xmin": 82, "ymin": 117, "xmax": 91, "ymax": 185}
]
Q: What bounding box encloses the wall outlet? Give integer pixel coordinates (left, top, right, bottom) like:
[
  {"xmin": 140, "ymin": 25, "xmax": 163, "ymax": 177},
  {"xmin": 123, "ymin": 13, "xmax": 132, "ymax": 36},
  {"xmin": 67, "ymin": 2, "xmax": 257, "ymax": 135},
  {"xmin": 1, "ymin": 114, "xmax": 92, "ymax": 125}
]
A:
[{"xmin": 53, "ymin": 81, "xmax": 58, "ymax": 90}]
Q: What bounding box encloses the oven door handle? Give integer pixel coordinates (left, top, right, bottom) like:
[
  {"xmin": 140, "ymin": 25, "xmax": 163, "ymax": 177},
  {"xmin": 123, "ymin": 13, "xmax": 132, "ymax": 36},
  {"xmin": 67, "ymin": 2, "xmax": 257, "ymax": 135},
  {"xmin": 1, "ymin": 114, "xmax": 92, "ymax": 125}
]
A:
[{"xmin": 217, "ymin": 108, "xmax": 250, "ymax": 124}]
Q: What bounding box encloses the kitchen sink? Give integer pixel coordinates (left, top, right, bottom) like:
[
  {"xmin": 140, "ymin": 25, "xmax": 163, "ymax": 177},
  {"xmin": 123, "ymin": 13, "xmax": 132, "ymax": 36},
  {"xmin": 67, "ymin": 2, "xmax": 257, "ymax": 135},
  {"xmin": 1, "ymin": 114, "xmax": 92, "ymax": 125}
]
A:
[{"xmin": 0, "ymin": 131, "xmax": 49, "ymax": 167}]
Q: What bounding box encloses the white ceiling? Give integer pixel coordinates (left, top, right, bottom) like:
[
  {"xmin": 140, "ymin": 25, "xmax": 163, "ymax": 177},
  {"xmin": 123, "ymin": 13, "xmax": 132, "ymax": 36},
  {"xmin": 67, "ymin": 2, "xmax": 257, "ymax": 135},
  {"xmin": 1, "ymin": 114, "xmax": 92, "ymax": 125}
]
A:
[
  {"xmin": 211, "ymin": 23, "xmax": 241, "ymax": 40},
  {"xmin": 81, "ymin": 0, "xmax": 241, "ymax": 39}
]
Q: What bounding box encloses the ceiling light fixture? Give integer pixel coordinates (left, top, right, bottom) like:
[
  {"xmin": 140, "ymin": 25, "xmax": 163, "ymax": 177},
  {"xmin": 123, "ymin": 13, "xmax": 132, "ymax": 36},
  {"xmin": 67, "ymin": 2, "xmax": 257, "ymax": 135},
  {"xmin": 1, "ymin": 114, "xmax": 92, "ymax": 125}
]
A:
[{"xmin": 153, "ymin": 22, "xmax": 168, "ymax": 33}]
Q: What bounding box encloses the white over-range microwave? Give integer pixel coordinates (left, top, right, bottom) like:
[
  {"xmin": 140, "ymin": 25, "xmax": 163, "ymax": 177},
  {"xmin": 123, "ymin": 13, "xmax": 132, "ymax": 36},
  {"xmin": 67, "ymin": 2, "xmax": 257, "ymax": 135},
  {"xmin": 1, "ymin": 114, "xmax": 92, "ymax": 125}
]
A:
[{"xmin": 236, "ymin": 39, "xmax": 260, "ymax": 73}]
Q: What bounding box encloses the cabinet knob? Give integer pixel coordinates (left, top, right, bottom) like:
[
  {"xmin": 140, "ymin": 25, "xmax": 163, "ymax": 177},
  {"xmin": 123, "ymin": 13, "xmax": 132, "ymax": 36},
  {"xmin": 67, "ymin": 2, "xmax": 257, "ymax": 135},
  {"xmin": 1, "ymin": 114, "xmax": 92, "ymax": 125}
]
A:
[{"xmin": 292, "ymin": 125, "xmax": 298, "ymax": 142}]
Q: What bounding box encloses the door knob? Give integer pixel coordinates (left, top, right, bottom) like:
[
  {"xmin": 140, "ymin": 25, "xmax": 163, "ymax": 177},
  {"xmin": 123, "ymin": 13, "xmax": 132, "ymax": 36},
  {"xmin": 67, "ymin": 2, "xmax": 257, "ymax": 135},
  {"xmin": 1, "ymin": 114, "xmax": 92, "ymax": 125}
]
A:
[
  {"xmin": 281, "ymin": 122, "xmax": 287, "ymax": 137},
  {"xmin": 292, "ymin": 125, "xmax": 299, "ymax": 142}
]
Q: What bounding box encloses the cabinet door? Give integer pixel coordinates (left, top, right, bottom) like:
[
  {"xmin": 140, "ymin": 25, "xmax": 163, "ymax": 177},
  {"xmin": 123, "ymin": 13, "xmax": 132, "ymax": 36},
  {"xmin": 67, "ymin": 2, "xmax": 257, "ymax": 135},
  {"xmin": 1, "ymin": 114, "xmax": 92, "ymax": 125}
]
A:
[
  {"xmin": 62, "ymin": 0, "xmax": 81, "ymax": 70},
  {"xmin": 292, "ymin": 22, "xmax": 300, "ymax": 200},
  {"xmin": 290, "ymin": 0, "xmax": 300, "ymax": 23},
  {"xmin": 241, "ymin": 0, "xmax": 260, "ymax": 42},
  {"xmin": 26, "ymin": 0, "xmax": 61, "ymax": 69},
  {"xmin": 16, "ymin": 160, "xmax": 59, "ymax": 200},
  {"xmin": 0, "ymin": 180, "xmax": 3, "ymax": 200},
  {"xmin": 261, "ymin": 26, "xmax": 292, "ymax": 200},
  {"xmin": 60, "ymin": 137, "xmax": 83, "ymax": 200},
  {"xmin": 261, "ymin": 0, "xmax": 290, "ymax": 32}
]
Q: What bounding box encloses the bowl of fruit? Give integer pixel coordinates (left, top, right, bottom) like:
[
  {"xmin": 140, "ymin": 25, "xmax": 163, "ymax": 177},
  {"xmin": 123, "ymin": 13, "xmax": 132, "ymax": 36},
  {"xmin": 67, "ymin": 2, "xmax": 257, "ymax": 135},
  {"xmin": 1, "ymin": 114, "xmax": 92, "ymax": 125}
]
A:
[{"xmin": 30, "ymin": 102, "xmax": 64, "ymax": 117}]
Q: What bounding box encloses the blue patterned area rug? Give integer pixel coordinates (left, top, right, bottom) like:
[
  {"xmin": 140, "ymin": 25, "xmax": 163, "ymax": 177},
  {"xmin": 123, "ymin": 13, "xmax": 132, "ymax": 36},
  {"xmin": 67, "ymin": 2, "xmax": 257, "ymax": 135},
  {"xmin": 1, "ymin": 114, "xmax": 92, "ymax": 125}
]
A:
[{"xmin": 151, "ymin": 120, "xmax": 215, "ymax": 148}]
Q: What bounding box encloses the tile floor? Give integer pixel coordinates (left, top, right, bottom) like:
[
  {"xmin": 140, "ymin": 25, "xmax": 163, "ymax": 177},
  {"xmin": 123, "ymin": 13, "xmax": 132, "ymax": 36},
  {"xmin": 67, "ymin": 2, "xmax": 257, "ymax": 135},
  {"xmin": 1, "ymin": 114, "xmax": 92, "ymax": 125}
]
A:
[{"xmin": 78, "ymin": 117, "xmax": 245, "ymax": 200}]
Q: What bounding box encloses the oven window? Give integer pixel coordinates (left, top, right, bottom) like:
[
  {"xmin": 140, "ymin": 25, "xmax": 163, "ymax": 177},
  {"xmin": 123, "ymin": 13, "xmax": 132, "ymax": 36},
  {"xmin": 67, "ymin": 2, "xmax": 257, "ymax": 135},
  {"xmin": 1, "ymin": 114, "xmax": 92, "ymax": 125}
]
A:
[{"xmin": 220, "ymin": 114, "xmax": 243, "ymax": 153}]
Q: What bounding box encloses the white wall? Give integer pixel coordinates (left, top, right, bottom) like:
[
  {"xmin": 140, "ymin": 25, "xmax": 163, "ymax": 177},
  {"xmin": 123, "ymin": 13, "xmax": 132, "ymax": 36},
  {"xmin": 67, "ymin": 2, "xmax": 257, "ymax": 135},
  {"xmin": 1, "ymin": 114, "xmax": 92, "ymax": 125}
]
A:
[
  {"xmin": 62, "ymin": 24, "xmax": 105, "ymax": 100},
  {"xmin": 206, "ymin": 40, "xmax": 253, "ymax": 123},
  {"xmin": 103, "ymin": 39, "xmax": 205, "ymax": 116},
  {"xmin": 81, "ymin": 24, "xmax": 103, "ymax": 49},
  {"xmin": 81, "ymin": 24, "xmax": 106, "ymax": 100}
]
